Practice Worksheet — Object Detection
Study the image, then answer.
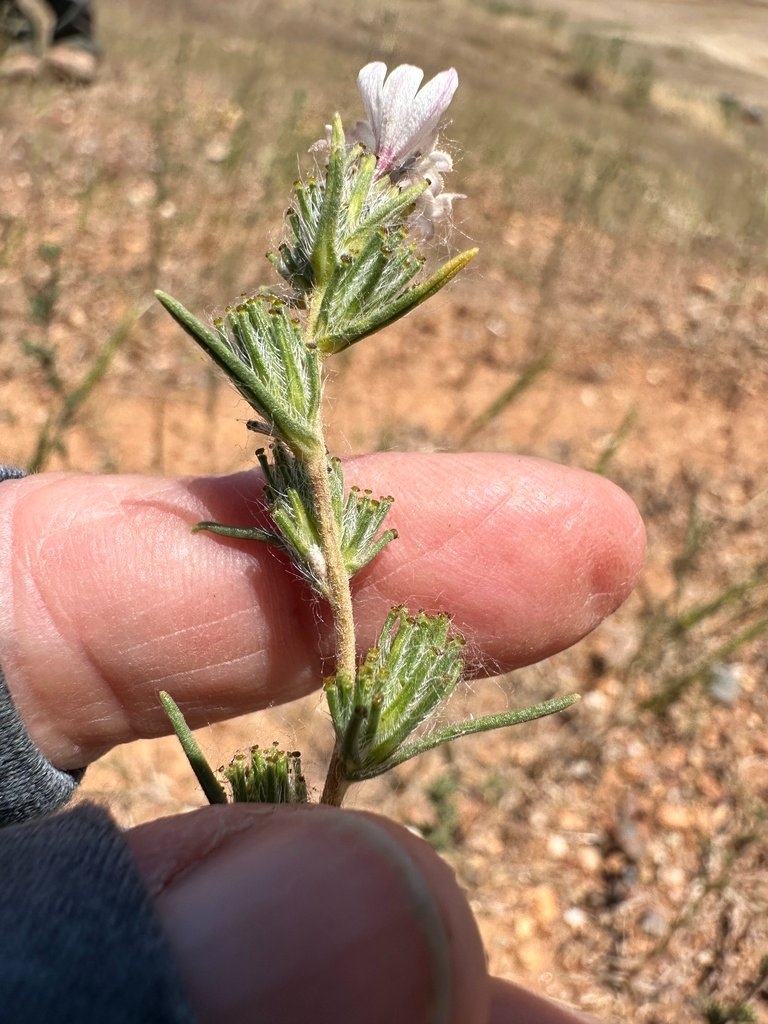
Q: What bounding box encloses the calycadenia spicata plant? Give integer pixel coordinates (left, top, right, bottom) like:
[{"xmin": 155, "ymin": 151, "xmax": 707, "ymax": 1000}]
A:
[{"xmin": 156, "ymin": 62, "xmax": 578, "ymax": 807}]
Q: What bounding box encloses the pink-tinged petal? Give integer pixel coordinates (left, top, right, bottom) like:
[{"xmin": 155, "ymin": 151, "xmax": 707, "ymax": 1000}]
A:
[
  {"xmin": 379, "ymin": 66, "xmax": 458, "ymax": 175},
  {"xmin": 380, "ymin": 63, "xmax": 425, "ymax": 108},
  {"xmin": 376, "ymin": 64, "xmax": 427, "ymax": 170},
  {"xmin": 408, "ymin": 68, "xmax": 458, "ymax": 148},
  {"xmin": 357, "ymin": 62, "xmax": 387, "ymax": 131}
]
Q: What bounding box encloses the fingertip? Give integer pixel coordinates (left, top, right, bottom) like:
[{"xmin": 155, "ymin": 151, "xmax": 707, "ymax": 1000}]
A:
[
  {"xmin": 576, "ymin": 468, "xmax": 646, "ymax": 619},
  {"xmin": 514, "ymin": 460, "xmax": 646, "ymax": 663},
  {"xmin": 354, "ymin": 454, "xmax": 645, "ymax": 668},
  {"xmin": 0, "ymin": 456, "xmax": 646, "ymax": 765}
]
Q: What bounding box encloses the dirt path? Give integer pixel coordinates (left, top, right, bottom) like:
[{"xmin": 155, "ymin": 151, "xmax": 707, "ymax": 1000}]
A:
[{"xmin": 540, "ymin": 0, "xmax": 768, "ymax": 94}]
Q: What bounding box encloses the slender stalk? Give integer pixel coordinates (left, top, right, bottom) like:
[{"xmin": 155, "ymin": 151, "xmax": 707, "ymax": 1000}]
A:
[
  {"xmin": 28, "ymin": 305, "xmax": 142, "ymax": 473},
  {"xmin": 305, "ymin": 442, "xmax": 357, "ymax": 682},
  {"xmin": 304, "ymin": 430, "xmax": 357, "ymax": 806}
]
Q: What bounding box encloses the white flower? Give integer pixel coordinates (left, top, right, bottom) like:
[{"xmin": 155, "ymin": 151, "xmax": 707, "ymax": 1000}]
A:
[
  {"xmin": 310, "ymin": 62, "xmax": 462, "ymax": 238},
  {"xmin": 350, "ymin": 62, "xmax": 462, "ymax": 237},
  {"xmin": 351, "ymin": 62, "xmax": 458, "ymax": 181}
]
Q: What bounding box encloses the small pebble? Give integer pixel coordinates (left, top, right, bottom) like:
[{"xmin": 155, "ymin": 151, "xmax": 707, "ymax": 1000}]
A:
[
  {"xmin": 707, "ymin": 662, "xmax": 742, "ymax": 706},
  {"xmin": 639, "ymin": 909, "xmax": 668, "ymax": 937}
]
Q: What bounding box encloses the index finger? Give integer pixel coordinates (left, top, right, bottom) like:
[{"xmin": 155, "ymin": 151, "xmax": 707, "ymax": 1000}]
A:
[{"xmin": 0, "ymin": 453, "xmax": 644, "ymax": 769}]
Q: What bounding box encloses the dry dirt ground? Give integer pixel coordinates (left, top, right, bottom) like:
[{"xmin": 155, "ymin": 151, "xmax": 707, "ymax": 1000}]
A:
[
  {"xmin": 541, "ymin": 0, "xmax": 768, "ymax": 83},
  {"xmin": 2, "ymin": 1, "xmax": 768, "ymax": 1021}
]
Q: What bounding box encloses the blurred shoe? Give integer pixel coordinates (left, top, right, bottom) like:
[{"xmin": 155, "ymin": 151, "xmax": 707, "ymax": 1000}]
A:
[
  {"xmin": 45, "ymin": 40, "xmax": 99, "ymax": 84},
  {"xmin": 0, "ymin": 42, "xmax": 41, "ymax": 81}
]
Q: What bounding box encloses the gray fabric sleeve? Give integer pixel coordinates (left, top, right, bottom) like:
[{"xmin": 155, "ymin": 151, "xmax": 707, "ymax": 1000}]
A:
[
  {"xmin": 0, "ymin": 802, "xmax": 197, "ymax": 1024},
  {"xmin": 0, "ymin": 669, "xmax": 85, "ymax": 824},
  {"xmin": 0, "ymin": 465, "xmax": 84, "ymax": 825}
]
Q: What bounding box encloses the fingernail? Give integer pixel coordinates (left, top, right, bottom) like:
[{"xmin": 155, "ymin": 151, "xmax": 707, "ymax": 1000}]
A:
[{"xmin": 146, "ymin": 806, "xmax": 483, "ymax": 1024}]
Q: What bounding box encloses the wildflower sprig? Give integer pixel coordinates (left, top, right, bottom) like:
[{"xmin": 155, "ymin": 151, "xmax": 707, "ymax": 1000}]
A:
[
  {"xmin": 273, "ymin": 115, "xmax": 476, "ymax": 354},
  {"xmin": 157, "ymin": 61, "xmax": 579, "ymax": 808}
]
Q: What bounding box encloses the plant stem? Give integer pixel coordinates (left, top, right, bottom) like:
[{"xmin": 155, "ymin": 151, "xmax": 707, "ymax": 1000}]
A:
[
  {"xmin": 320, "ymin": 750, "xmax": 351, "ymax": 806},
  {"xmin": 305, "ymin": 443, "xmax": 357, "ymax": 682},
  {"xmin": 28, "ymin": 305, "xmax": 142, "ymax": 473},
  {"xmin": 304, "ymin": 432, "xmax": 357, "ymax": 807}
]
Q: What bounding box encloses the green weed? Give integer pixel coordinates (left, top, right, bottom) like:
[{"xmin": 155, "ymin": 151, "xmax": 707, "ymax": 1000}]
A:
[{"xmin": 421, "ymin": 769, "xmax": 462, "ymax": 852}]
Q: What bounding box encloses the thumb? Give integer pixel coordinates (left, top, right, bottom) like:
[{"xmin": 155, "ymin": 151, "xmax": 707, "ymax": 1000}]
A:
[{"xmin": 126, "ymin": 804, "xmax": 488, "ymax": 1024}]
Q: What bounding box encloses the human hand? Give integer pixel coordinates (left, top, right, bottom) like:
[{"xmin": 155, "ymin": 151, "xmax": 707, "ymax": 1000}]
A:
[{"xmin": 0, "ymin": 453, "xmax": 644, "ymax": 1023}]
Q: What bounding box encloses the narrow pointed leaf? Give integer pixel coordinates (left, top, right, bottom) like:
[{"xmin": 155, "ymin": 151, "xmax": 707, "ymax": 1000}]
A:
[
  {"xmin": 192, "ymin": 521, "xmax": 280, "ymax": 544},
  {"xmin": 159, "ymin": 690, "xmax": 228, "ymax": 804},
  {"xmin": 360, "ymin": 694, "xmax": 581, "ymax": 779}
]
